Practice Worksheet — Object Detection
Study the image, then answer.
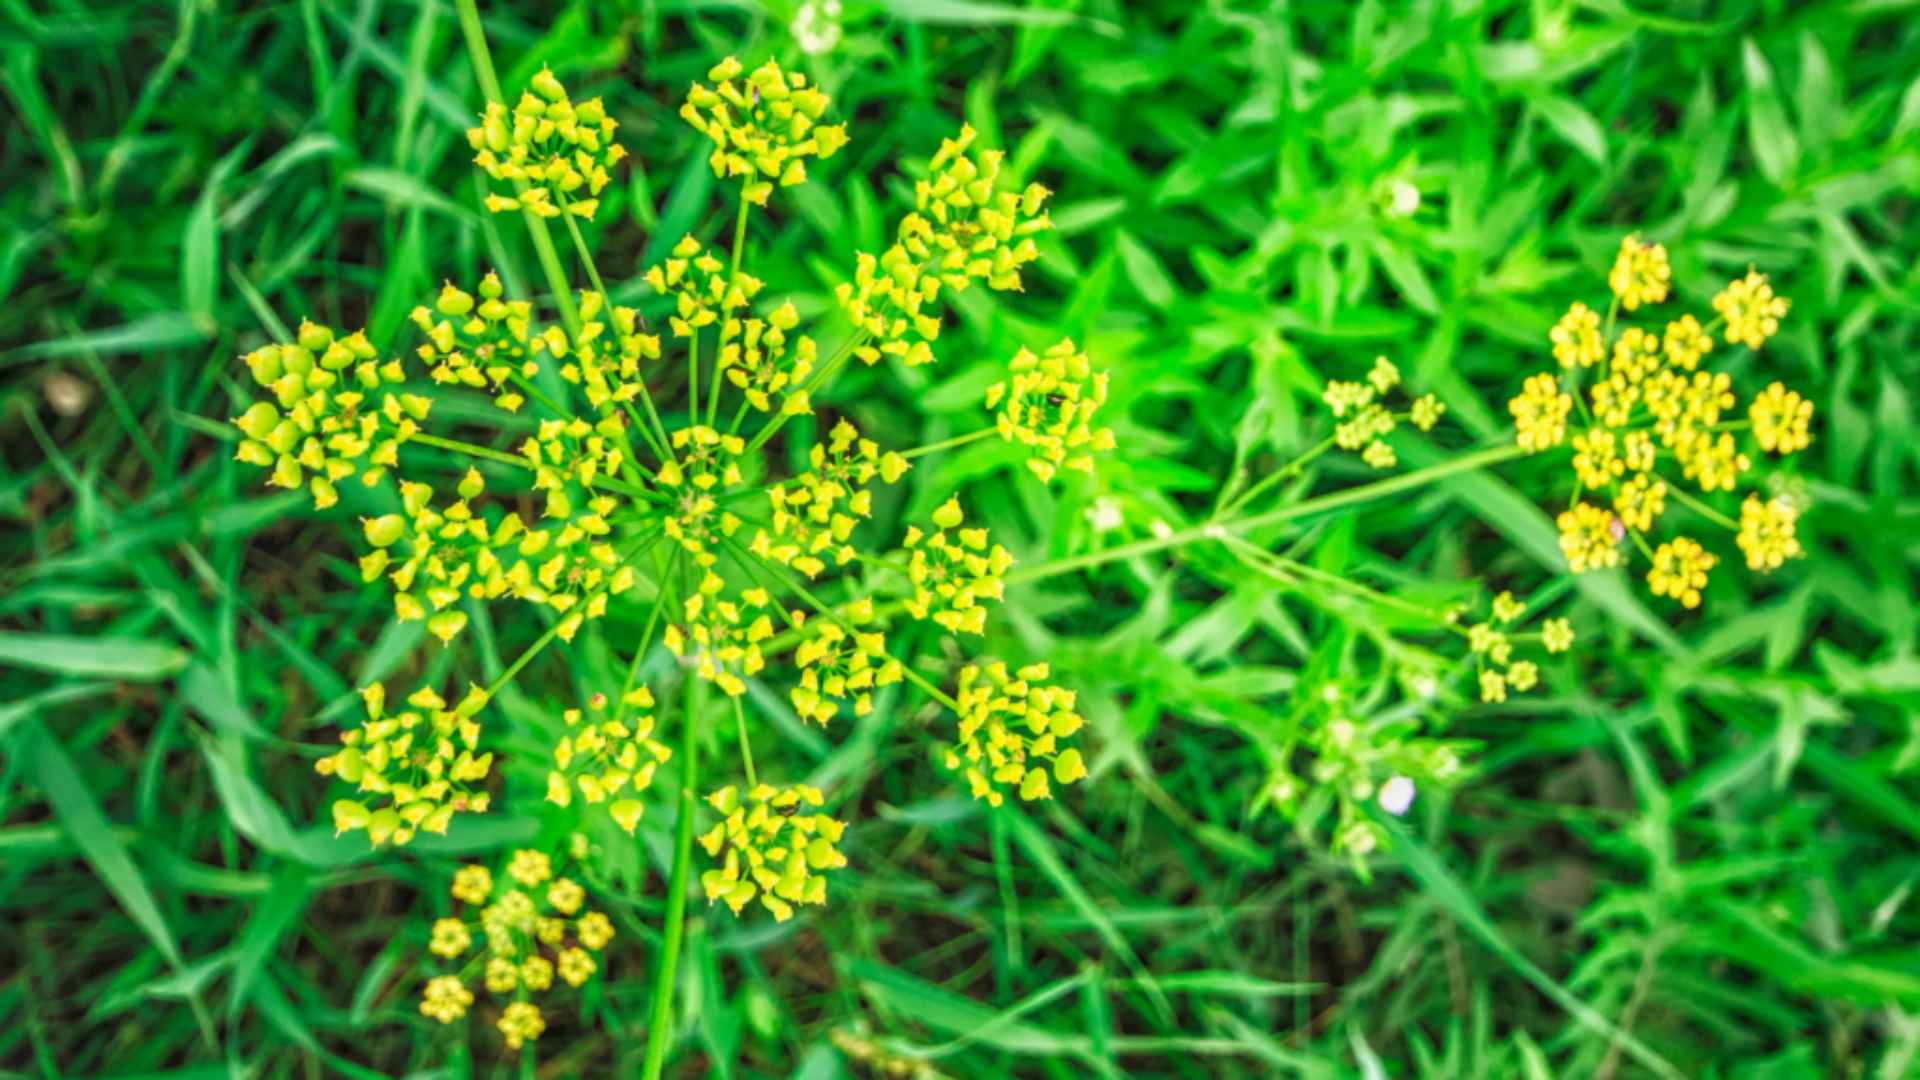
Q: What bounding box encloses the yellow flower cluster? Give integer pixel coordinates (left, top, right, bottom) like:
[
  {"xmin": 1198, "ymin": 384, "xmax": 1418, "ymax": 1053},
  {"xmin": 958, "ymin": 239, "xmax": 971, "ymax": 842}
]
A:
[
  {"xmin": 837, "ymin": 124, "xmax": 1052, "ymax": 368},
  {"xmin": 721, "ymin": 299, "xmax": 817, "ymax": 415},
  {"xmin": 659, "ymin": 425, "xmax": 745, "ymax": 568},
  {"xmin": 942, "ymin": 661, "xmax": 1087, "ymax": 805},
  {"xmin": 753, "ymin": 419, "xmax": 909, "ymax": 578},
  {"xmin": 419, "ymin": 850, "xmax": 613, "ymax": 1050},
  {"xmin": 554, "ymin": 289, "xmax": 662, "ymax": 413},
  {"xmin": 232, "ymin": 321, "xmax": 431, "ymax": 510},
  {"xmin": 791, "ymin": 598, "xmax": 903, "ymax": 724},
  {"xmin": 699, "ymin": 784, "xmax": 848, "ymax": 921},
  {"xmin": 469, "ymin": 66, "xmax": 627, "ymax": 220},
  {"xmin": 410, "ymin": 275, "xmax": 536, "ymax": 411},
  {"xmin": 318, "ymin": 682, "xmax": 493, "ymax": 846},
  {"xmin": 546, "ymin": 688, "xmax": 672, "ymax": 833},
  {"xmin": 361, "ymin": 468, "xmax": 633, "ymax": 646},
  {"xmin": 1462, "ymin": 593, "xmax": 1571, "ymax": 703},
  {"xmin": 664, "ymin": 576, "xmax": 776, "ymax": 697},
  {"xmin": 644, "ymin": 234, "xmax": 763, "ymax": 340},
  {"xmin": 901, "ymin": 497, "xmax": 1012, "ymax": 635},
  {"xmin": 680, "ymin": 57, "xmax": 849, "ymax": 206},
  {"xmin": 985, "ymin": 339, "xmax": 1118, "ymax": 483},
  {"xmin": 1321, "ymin": 356, "xmax": 1447, "ymax": 469},
  {"xmin": 1510, "ymin": 241, "xmax": 1811, "ymax": 607}
]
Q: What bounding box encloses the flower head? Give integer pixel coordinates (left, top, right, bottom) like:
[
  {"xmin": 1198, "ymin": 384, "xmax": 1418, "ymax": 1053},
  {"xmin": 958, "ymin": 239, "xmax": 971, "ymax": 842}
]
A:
[
  {"xmin": 1713, "ymin": 270, "xmax": 1789, "ymax": 348},
  {"xmin": 901, "ymin": 498, "xmax": 1012, "ymax": 635},
  {"xmin": 942, "ymin": 662, "xmax": 1087, "ymax": 806},
  {"xmin": 699, "ymin": 784, "xmax": 848, "ymax": 921},
  {"xmin": 1510, "ymin": 373, "xmax": 1571, "ymax": 453},
  {"xmin": 1608, "ymin": 234, "xmax": 1670, "ymax": 311},
  {"xmin": 1737, "ymin": 494, "xmax": 1802, "ymax": 571},
  {"xmin": 468, "ymin": 68, "xmax": 627, "ymax": 220},
  {"xmin": 1551, "ymin": 301, "xmax": 1604, "ymax": 368},
  {"xmin": 1749, "ymin": 382, "xmax": 1812, "ymax": 454},
  {"xmin": 680, "ymin": 58, "xmax": 847, "ymax": 206},
  {"xmin": 985, "ymin": 339, "xmax": 1117, "ymax": 483},
  {"xmin": 317, "ymin": 682, "xmax": 494, "ymax": 846},
  {"xmin": 1647, "ymin": 536, "xmax": 1716, "ymax": 609},
  {"xmin": 420, "ymin": 976, "xmax": 473, "ymax": 1024},
  {"xmin": 546, "ymin": 688, "xmax": 672, "ymax": 834},
  {"xmin": 1557, "ymin": 502, "xmax": 1621, "ymax": 573}
]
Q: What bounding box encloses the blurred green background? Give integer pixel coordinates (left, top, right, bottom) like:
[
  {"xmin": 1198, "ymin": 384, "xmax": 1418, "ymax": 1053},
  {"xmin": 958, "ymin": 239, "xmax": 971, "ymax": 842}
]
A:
[{"xmin": 4, "ymin": 0, "xmax": 1920, "ymax": 1076}]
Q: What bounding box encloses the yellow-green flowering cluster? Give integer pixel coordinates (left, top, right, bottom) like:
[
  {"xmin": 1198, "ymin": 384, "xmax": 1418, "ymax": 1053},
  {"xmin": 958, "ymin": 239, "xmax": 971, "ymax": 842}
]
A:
[
  {"xmin": 546, "ymin": 688, "xmax": 672, "ymax": 833},
  {"xmin": 1260, "ymin": 680, "xmax": 1470, "ymax": 862},
  {"xmin": 1320, "ymin": 355, "xmax": 1446, "ymax": 470},
  {"xmin": 753, "ymin": 419, "xmax": 910, "ymax": 578},
  {"xmin": 1459, "ymin": 592, "xmax": 1572, "ymax": 704},
  {"xmin": 1511, "ymin": 236, "xmax": 1811, "ymax": 608},
  {"xmin": 420, "ymin": 849, "xmax": 614, "ymax": 1050},
  {"xmin": 410, "ymin": 275, "xmax": 537, "ymax": 411},
  {"xmin": 232, "ymin": 321, "xmax": 430, "ymax": 510},
  {"xmin": 361, "ymin": 468, "xmax": 633, "ymax": 646},
  {"xmin": 665, "ymin": 577, "xmax": 777, "ymax": 697},
  {"xmin": 791, "ymin": 598, "xmax": 903, "ymax": 724},
  {"xmin": 699, "ymin": 784, "xmax": 848, "ymax": 921},
  {"xmin": 941, "ymin": 661, "xmax": 1087, "ymax": 806},
  {"xmin": 318, "ymin": 682, "xmax": 493, "ymax": 846},
  {"xmin": 554, "ymin": 289, "xmax": 663, "ymax": 412},
  {"xmin": 469, "ymin": 66, "xmax": 627, "ymax": 220},
  {"xmin": 985, "ymin": 339, "xmax": 1117, "ymax": 483},
  {"xmin": 680, "ymin": 57, "xmax": 849, "ymax": 206},
  {"xmin": 837, "ymin": 124, "xmax": 1053, "ymax": 368},
  {"xmin": 721, "ymin": 299, "xmax": 817, "ymax": 414},
  {"xmin": 900, "ymin": 497, "xmax": 1013, "ymax": 635}
]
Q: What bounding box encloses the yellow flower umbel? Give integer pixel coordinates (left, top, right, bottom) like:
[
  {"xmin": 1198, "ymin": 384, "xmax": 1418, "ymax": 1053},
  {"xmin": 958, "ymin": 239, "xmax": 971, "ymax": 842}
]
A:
[
  {"xmin": 469, "ymin": 67, "xmax": 627, "ymax": 220},
  {"xmin": 943, "ymin": 661, "xmax": 1087, "ymax": 805},
  {"xmin": 837, "ymin": 124, "xmax": 1053, "ymax": 368},
  {"xmin": 791, "ymin": 598, "xmax": 903, "ymax": 724},
  {"xmin": 422, "ymin": 846, "xmax": 612, "ymax": 1048},
  {"xmin": 410, "ymin": 274, "xmax": 538, "ymax": 411},
  {"xmin": 985, "ymin": 339, "xmax": 1118, "ymax": 483},
  {"xmin": 680, "ymin": 57, "xmax": 849, "ymax": 207},
  {"xmin": 546, "ymin": 688, "xmax": 673, "ymax": 834},
  {"xmin": 1607, "ymin": 234, "xmax": 1671, "ymax": 311},
  {"xmin": 317, "ymin": 682, "xmax": 493, "ymax": 846},
  {"xmin": 901, "ymin": 498, "xmax": 1012, "ymax": 635},
  {"xmin": 1508, "ymin": 241, "xmax": 1812, "ymax": 608},
  {"xmin": 1319, "ymin": 357, "xmax": 1448, "ymax": 471},
  {"xmin": 753, "ymin": 419, "xmax": 909, "ymax": 578},
  {"xmin": 1460, "ymin": 592, "xmax": 1568, "ymax": 703},
  {"xmin": 664, "ymin": 575, "xmax": 777, "ymax": 697},
  {"xmin": 699, "ymin": 784, "xmax": 848, "ymax": 921},
  {"xmin": 232, "ymin": 320, "xmax": 431, "ymax": 511}
]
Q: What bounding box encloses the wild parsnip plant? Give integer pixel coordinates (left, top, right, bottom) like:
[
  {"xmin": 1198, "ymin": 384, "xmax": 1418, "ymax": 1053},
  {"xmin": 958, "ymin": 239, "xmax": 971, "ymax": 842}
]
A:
[{"xmin": 224, "ymin": 29, "xmax": 1098, "ymax": 1059}]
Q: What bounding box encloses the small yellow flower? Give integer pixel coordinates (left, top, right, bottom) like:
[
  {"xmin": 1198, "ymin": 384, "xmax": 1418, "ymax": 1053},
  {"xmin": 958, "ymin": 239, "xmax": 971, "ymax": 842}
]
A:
[
  {"xmin": 1613, "ymin": 473, "xmax": 1668, "ymax": 533},
  {"xmin": 901, "ymin": 499, "xmax": 1012, "ymax": 636},
  {"xmin": 498, "ymin": 1000, "xmax": 546, "ymax": 1050},
  {"xmin": 1608, "ymin": 234, "xmax": 1670, "ymax": 311},
  {"xmin": 1749, "ymin": 382, "xmax": 1812, "ymax": 454},
  {"xmin": 1367, "ymin": 356, "xmax": 1400, "ymax": 393},
  {"xmin": 318, "ymin": 682, "xmax": 494, "ymax": 846},
  {"xmin": 985, "ymin": 340, "xmax": 1118, "ymax": 483},
  {"xmin": 1737, "ymin": 495, "xmax": 1802, "ymax": 571},
  {"xmin": 664, "ymin": 576, "xmax": 777, "ymax": 697},
  {"xmin": 1662, "ymin": 314, "xmax": 1713, "ymax": 371},
  {"xmin": 1647, "ymin": 537, "xmax": 1716, "ymax": 609},
  {"xmin": 791, "ymin": 598, "xmax": 903, "ymax": 725},
  {"xmin": 484, "ymin": 956, "xmax": 519, "ymax": 993},
  {"xmin": 1491, "ymin": 592, "xmax": 1526, "ymax": 624},
  {"xmin": 558, "ymin": 947, "xmax": 596, "ymax": 987},
  {"xmin": 546, "ymin": 689, "xmax": 671, "ymax": 834},
  {"xmin": 507, "ymin": 849, "xmax": 552, "ymax": 888},
  {"xmin": 1510, "ymin": 373, "xmax": 1571, "ymax": 453},
  {"xmin": 1541, "ymin": 618, "xmax": 1575, "ymax": 653},
  {"xmin": 546, "ymin": 877, "xmax": 585, "ymax": 916},
  {"xmin": 1478, "ymin": 669, "xmax": 1507, "ymax": 703},
  {"xmin": 429, "ymin": 917, "xmax": 471, "ymax": 958},
  {"xmin": 1550, "ymin": 301, "xmax": 1604, "ymax": 368},
  {"xmin": 1570, "ymin": 427, "xmax": 1625, "ymax": 490},
  {"xmin": 1506, "ymin": 661, "xmax": 1539, "ymax": 692},
  {"xmin": 577, "ymin": 911, "xmax": 615, "ymax": 951},
  {"xmin": 467, "ymin": 68, "xmax": 627, "ymax": 220},
  {"xmin": 521, "ymin": 955, "xmax": 555, "ymax": 991},
  {"xmin": 699, "ymin": 784, "xmax": 848, "ymax": 922},
  {"xmin": 680, "ymin": 57, "xmax": 847, "ymax": 206},
  {"xmin": 419, "ymin": 975, "xmax": 473, "ymax": 1024},
  {"xmin": 942, "ymin": 662, "xmax": 1087, "ymax": 806},
  {"xmin": 452, "ymin": 865, "xmax": 494, "ymax": 906},
  {"xmin": 1556, "ymin": 502, "xmax": 1621, "ymax": 573},
  {"xmin": 1409, "ymin": 394, "xmax": 1446, "ymax": 432},
  {"xmin": 1712, "ymin": 270, "xmax": 1789, "ymax": 348}
]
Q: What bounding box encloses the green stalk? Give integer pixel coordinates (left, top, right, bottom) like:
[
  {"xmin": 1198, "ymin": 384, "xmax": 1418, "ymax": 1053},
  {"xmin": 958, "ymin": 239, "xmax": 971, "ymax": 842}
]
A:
[
  {"xmin": 452, "ymin": 0, "xmax": 581, "ymax": 338},
  {"xmin": 641, "ymin": 572, "xmax": 701, "ymax": 1080},
  {"xmin": 558, "ymin": 196, "xmax": 678, "ymax": 464},
  {"xmin": 902, "ymin": 427, "xmax": 996, "ymax": 460},
  {"xmin": 709, "ymin": 188, "xmax": 751, "ymax": 427}
]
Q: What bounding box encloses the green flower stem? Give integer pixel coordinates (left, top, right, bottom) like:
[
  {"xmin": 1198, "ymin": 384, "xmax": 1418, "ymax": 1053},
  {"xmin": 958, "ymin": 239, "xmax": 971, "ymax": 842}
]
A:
[
  {"xmin": 614, "ymin": 548, "xmax": 677, "ymax": 725},
  {"xmin": 409, "ymin": 431, "xmax": 661, "ymax": 503},
  {"xmin": 1666, "ymin": 483, "xmax": 1740, "ymax": 531},
  {"xmin": 1218, "ymin": 435, "xmax": 1338, "ymax": 518},
  {"xmin": 556, "ymin": 195, "xmax": 677, "ymax": 465},
  {"xmin": 709, "ymin": 185, "xmax": 751, "ymax": 428},
  {"xmin": 902, "ymin": 427, "xmax": 997, "ymax": 460},
  {"xmin": 1218, "ymin": 532, "xmax": 1460, "ymax": 631},
  {"xmin": 641, "ymin": 571, "xmax": 702, "ymax": 1080},
  {"xmin": 732, "ymin": 694, "xmax": 757, "ymax": 788},
  {"xmin": 742, "ymin": 329, "xmax": 867, "ymax": 454},
  {"xmin": 451, "ymin": 0, "xmax": 581, "ymax": 339},
  {"xmin": 687, "ymin": 332, "xmax": 701, "ymax": 429},
  {"xmin": 1008, "ymin": 442, "xmax": 1531, "ymax": 585}
]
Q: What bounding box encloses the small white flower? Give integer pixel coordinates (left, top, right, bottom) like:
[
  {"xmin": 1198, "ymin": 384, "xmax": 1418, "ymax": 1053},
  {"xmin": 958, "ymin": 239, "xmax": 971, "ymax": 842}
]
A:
[
  {"xmin": 1150, "ymin": 519, "xmax": 1173, "ymax": 540},
  {"xmin": 1379, "ymin": 775, "xmax": 1416, "ymax": 816},
  {"xmin": 1386, "ymin": 180, "xmax": 1420, "ymax": 219},
  {"xmin": 1086, "ymin": 496, "xmax": 1123, "ymax": 533},
  {"xmin": 792, "ymin": 0, "xmax": 843, "ymax": 56}
]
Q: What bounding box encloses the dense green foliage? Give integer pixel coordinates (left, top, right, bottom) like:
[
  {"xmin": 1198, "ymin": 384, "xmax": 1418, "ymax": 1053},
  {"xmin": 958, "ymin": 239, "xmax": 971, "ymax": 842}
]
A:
[{"xmin": 4, "ymin": 1, "xmax": 1920, "ymax": 1076}]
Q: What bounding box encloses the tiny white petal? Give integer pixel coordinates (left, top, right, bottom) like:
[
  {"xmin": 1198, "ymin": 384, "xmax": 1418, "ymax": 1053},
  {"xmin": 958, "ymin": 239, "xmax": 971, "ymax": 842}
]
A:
[{"xmin": 1379, "ymin": 775, "xmax": 1416, "ymax": 816}]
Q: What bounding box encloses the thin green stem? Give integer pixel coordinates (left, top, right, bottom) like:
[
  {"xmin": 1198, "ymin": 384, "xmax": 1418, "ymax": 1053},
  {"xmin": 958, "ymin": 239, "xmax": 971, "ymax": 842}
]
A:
[
  {"xmin": 1220, "ymin": 532, "xmax": 1458, "ymax": 630},
  {"xmin": 1666, "ymin": 483, "xmax": 1740, "ymax": 531},
  {"xmin": 641, "ymin": 570, "xmax": 700, "ymax": 1080},
  {"xmin": 743, "ymin": 330, "xmax": 866, "ymax": 455},
  {"xmin": 614, "ymin": 548, "xmax": 676, "ymax": 725},
  {"xmin": 1010, "ymin": 443, "xmax": 1531, "ymax": 585},
  {"xmin": 709, "ymin": 187, "xmax": 751, "ymax": 427},
  {"xmin": 903, "ymin": 427, "xmax": 997, "ymax": 460},
  {"xmin": 1218, "ymin": 435, "xmax": 1338, "ymax": 518},
  {"xmin": 451, "ymin": 0, "xmax": 580, "ymax": 337},
  {"xmin": 557, "ymin": 195, "xmax": 676, "ymax": 465},
  {"xmin": 687, "ymin": 332, "xmax": 701, "ymax": 431},
  {"xmin": 732, "ymin": 694, "xmax": 757, "ymax": 788}
]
